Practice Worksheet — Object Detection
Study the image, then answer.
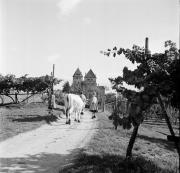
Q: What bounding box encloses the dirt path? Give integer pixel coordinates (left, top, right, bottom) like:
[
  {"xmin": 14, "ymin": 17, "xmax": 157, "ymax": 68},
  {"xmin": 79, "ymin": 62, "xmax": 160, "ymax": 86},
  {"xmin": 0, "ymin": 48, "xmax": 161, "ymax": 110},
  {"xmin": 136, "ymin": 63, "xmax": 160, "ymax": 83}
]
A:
[{"xmin": 0, "ymin": 111, "xmax": 98, "ymax": 173}]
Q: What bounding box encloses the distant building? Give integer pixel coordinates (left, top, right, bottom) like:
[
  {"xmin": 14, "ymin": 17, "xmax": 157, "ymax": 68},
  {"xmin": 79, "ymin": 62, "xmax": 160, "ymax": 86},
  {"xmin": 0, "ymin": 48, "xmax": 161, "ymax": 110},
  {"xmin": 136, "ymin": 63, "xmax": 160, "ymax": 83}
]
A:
[
  {"xmin": 71, "ymin": 68, "xmax": 105, "ymax": 104},
  {"xmin": 71, "ymin": 68, "xmax": 83, "ymax": 94}
]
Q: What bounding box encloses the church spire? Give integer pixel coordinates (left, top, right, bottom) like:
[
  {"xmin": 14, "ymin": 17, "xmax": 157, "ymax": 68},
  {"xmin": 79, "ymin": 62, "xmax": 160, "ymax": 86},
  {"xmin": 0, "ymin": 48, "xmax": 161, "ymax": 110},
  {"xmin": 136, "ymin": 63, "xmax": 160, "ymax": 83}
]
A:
[
  {"xmin": 73, "ymin": 68, "xmax": 83, "ymax": 77},
  {"xmin": 85, "ymin": 69, "xmax": 96, "ymax": 78}
]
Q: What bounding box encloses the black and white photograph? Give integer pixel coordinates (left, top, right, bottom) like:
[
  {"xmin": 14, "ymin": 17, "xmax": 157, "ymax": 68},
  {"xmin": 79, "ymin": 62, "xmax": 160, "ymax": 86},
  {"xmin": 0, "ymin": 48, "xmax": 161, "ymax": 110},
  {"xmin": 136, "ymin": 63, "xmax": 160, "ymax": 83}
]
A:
[{"xmin": 0, "ymin": 0, "xmax": 179, "ymax": 172}]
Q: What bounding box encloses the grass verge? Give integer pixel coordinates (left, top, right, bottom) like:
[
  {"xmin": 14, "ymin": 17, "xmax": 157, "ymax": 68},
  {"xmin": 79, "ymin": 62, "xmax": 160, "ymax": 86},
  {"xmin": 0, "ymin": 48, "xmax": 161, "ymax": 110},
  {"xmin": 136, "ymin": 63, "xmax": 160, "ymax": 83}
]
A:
[
  {"xmin": 60, "ymin": 111, "xmax": 179, "ymax": 173},
  {"xmin": 0, "ymin": 102, "xmax": 63, "ymax": 142}
]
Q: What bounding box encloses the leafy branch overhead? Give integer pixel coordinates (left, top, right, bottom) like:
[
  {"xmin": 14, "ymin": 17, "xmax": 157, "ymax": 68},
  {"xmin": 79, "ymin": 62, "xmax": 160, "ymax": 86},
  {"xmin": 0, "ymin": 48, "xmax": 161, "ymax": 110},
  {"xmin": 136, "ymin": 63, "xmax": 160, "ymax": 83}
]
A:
[{"xmin": 101, "ymin": 40, "xmax": 180, "ymax": 102}]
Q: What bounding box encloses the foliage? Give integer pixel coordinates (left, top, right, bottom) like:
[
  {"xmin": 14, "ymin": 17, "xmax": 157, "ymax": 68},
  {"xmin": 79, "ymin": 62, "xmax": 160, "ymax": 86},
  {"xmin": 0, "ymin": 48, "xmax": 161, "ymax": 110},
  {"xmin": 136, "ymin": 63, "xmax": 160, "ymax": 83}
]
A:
[
  {"xmin": 0, "ymin": 74, "xmax": 16, "ymax": 95},
  {"xmin": 105, "ymin": 92, "xmax": 116, "ymax": 104},
  {"xmin": 102, "ymin": 40, "xmax": 180, "ymax": 126},
  {"xmin": 102, "ymin": 39, "xmax": 180, "ymax": 158},
  {"xmin": 144, "ymin": 104, "xmax": 163, "ymax": 119},
  {"xmin": 62, "ymin": 81, "xmax": 71, "ymax": 93},
  {"xmin": 166, "ymin": 105, "xmax": 179, "ymax": 125},
  {"xmin": 0, "ymin": 74, "xmax": 61, "ymax": 95}
]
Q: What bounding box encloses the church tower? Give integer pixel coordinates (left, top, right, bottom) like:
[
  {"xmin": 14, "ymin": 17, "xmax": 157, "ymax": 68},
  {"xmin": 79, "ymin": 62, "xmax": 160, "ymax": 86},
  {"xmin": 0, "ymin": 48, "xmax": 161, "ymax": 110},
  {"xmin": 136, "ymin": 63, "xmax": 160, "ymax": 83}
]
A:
[
  {"xmin": 71, "ymin": 68, "xmax": 105, "ymax": 108},
  {"xmin": 71, "ymin": 68, "xmax": 83, "ymax": 93},
  {"xmin": 84, "ymin": 69, "xmax": 97, "ymax": 86},
  {"xmin": 84, "ymin": 69, "xmax": 97, "ymax": 99},
  {"xmin": 73, "ymin": 68, "xmax": 83, "ymax": 83}
]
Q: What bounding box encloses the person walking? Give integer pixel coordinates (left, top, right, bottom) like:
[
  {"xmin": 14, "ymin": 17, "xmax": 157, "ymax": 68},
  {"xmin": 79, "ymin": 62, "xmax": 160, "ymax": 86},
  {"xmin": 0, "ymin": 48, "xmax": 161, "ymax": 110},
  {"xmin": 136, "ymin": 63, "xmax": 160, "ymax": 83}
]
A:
[{"xmin": 90, "ymin": 92, "xmax": 98, "ymax": 119}]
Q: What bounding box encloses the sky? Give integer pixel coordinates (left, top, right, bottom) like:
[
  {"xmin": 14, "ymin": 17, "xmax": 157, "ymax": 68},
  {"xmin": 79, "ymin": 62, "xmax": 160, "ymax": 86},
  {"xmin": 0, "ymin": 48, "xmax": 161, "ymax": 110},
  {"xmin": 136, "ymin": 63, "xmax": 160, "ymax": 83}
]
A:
[{"xmin": 0, "ymin": 0, "xmax": 179, "ymax": 88}]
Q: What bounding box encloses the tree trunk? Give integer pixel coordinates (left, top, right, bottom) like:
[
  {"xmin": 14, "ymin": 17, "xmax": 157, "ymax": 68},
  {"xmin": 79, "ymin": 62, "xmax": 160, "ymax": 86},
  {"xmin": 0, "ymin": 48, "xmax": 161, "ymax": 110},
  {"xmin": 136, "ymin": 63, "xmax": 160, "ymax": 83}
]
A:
[
  {"xmin": 157, "ymin": 93, "xmax": 180, "ymax": 157},
  {"xmin": 178, "ymin": 105, "xmax": 180, "ymax": 172},
  {"xmin": 178, "ymin": 105, "xmax": 180, "ymax": 138},
  {"xmin": 126, "ymin": 125, "xmax": 139, "ymax": 158},
  {"xmin": 15, "ymin": 93, "xmax": 19, "ymax": 103}
]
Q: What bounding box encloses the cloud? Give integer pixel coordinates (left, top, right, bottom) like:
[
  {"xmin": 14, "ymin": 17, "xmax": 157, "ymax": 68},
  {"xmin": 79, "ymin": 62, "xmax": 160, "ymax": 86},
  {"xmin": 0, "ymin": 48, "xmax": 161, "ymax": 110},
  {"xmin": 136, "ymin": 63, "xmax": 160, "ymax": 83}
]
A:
[
  {"xmin": 57, "ymin": 0, "xmax": 82, "ymax": 16},
  {"xmin": 47, "ymin": 54, "xmax": 60, "ymax": 64}
]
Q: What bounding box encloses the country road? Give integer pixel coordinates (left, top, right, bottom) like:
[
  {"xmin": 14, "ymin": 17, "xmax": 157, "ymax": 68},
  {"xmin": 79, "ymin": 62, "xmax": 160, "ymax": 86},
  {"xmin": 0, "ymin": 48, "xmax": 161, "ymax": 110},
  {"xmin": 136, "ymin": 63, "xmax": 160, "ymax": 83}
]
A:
[{"xmin": 0, "ymin": 111, "xmax": 98, "ymax": 173}]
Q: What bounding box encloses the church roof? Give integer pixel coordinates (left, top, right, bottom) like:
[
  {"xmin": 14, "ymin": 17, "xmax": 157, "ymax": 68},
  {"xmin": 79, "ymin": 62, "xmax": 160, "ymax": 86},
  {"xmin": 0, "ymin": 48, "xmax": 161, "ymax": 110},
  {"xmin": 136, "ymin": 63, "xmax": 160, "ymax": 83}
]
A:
[
  {"xmin": 85, "ymin": 69, "xmax": 96, "ymax": 78},
  {"xmin": 73, "ymin": 68, "xmax": 83, "ymax": 77}
]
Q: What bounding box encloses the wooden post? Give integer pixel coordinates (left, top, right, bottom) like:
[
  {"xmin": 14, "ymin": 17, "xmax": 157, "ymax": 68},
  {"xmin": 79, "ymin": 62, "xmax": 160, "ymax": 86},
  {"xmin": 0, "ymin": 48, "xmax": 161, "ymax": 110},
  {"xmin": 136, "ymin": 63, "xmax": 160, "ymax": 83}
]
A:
[
  {"xmin": 145, "ymin": 37, "xmax": 148, "ymax": 53},
  {"xmin": 52, "ymin": 64, "xmax": 55, "ymax": 94},
  {"xmin": 102, "ymin": 96, "xmax": 105, "ymax": 112},
  {"xmin": 145, "ymin": 37, "xmax": 149, "ymax": 60},
  {"xmin": 48, "ymin": 88, "xmax": 52, "ymax": 109},
  {"xmin": 15, "ymin": 92, "xmax": 18, "ymax": 103},
  {"xmin": 48, "ymin": 64, "xmax": 55, "ymax": 109}
]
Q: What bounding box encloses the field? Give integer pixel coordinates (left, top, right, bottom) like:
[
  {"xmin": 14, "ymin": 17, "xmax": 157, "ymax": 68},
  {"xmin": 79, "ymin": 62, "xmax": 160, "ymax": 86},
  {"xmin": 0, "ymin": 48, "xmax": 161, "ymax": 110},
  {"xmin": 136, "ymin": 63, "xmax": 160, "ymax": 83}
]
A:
[{"xmin": 0, "ymin": 102, "xmax": 179, "ymax": 173}]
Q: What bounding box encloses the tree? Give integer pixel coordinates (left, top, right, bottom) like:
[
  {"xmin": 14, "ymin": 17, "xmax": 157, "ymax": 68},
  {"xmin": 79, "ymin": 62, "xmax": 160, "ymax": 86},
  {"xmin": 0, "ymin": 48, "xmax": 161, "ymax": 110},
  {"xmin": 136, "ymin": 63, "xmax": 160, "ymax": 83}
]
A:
[
  {"xmin": 0, "ymin": 74, "xmax": 16, "ymax": 102},
  {"xmin": 105, "ymin": 93, "xmax": 116, "ymax": 104},
  {"xmin": 62, "ymin": 81, "xmax": 71, "ymax": 93},
  {"xmin": 0, "ymin": 74, "xmax": 61, "ymax": 105},
  {"xmin": 102, "ymin": 39, "xmax": 180, "ymax": 159}
]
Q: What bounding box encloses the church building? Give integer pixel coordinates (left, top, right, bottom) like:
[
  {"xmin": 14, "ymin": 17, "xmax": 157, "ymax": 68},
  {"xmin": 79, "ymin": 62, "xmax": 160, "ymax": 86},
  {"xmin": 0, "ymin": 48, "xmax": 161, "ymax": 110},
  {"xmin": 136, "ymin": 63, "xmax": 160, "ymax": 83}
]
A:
[{"xmin": 71, "ymin": 68, "xmax": 105, "ymax": 102}]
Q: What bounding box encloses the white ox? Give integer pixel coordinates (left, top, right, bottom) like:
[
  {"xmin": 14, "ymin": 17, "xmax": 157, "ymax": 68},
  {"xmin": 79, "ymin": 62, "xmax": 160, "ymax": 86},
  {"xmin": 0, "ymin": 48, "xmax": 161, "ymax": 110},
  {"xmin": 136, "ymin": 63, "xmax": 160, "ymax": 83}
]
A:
[{"xmin": 64, "ymin": 93, "xmax": 85, "ymax": 124}]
